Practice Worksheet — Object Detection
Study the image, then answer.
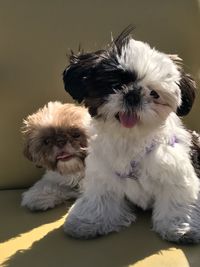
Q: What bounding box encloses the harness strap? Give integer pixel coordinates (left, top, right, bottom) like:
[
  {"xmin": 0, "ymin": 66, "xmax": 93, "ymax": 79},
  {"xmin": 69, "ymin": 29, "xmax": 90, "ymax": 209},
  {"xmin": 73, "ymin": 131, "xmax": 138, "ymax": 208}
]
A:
[{"xmin": 115, "ymin": 135, "xmax": 178, "ymax": 180}]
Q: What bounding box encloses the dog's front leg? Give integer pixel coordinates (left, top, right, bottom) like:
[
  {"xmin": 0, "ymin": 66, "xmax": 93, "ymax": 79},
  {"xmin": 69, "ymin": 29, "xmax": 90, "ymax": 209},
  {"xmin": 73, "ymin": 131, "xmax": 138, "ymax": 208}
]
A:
[
  {"xmin": 21, "ymin": 171, "xmax": 80, "ymax": 211},
  {"xmin": 64, "ymin": 192, "xmax": 135, "ymax": 239},
  {"xmin": 64, "ymin": 163, "xmax": 136, "ymax": 239},
  {"xmin": 147, "ymin": 143, "xmax": 200, "ymax": 244},
  {"xmin": 152, "ymin": 179, "xmax": 200, "ymax": 244}
]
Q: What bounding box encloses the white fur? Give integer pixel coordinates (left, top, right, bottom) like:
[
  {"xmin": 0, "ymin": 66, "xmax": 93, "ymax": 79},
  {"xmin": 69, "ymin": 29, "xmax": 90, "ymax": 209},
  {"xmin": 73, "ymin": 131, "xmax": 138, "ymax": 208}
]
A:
[
  {"xmin": 64, "ymin": 38, "xmax": 200, "ymax": 243},
  {"xmin": 65, "ymin": 115, "xmax": 200, "ymax": 242},
  {"xmin": 22, "ymin": 170, "xmax": 83, "ymax": 211}
]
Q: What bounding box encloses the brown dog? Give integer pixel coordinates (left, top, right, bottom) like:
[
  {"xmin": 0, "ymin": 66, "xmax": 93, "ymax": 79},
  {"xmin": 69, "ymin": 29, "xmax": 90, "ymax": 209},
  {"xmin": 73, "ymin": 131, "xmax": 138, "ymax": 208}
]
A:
[{"xmin": 21, "ymin": 101, "xmax": 90, "ymax": 210}]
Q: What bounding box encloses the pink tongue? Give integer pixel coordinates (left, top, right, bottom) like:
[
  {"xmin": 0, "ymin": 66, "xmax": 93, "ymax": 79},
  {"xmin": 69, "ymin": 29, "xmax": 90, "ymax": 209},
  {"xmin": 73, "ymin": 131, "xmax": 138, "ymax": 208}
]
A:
[{"xmin": 119, "ymin": 112, "xmax": 139, "ymax": 128}]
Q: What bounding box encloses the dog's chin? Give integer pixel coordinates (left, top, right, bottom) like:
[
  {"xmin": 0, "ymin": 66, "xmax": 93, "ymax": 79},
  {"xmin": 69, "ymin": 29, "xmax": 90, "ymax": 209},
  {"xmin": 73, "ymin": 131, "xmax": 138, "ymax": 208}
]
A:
[
  {"xmin": 56, "ymin": 157, "xmax": 84, "ymax": 175},
  {"xmin": 101, "ymin": 107, "xmax": 172, "ymax": 134}
]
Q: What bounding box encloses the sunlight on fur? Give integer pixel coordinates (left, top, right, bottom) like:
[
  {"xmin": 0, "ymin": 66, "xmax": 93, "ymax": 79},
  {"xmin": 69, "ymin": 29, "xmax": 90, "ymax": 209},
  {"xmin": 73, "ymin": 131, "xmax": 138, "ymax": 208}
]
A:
[{"xmin": 0, "ymin": 215, "xmax": 66, "ymax": 266}]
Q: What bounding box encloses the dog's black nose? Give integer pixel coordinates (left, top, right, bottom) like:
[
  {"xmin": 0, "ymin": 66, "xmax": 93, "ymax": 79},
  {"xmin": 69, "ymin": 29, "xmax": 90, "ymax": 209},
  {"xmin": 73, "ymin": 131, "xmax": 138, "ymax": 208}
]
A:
[{"xmin": 124, "ymin": 87, "xmax": 141, "ymax": 107}]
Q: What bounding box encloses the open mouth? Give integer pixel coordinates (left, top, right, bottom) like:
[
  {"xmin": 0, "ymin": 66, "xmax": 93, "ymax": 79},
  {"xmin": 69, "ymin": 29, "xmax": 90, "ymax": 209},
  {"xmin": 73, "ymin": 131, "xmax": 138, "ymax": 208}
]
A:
[
  {"xmin": 56, "ymin": 153, "xmax": 74, "ymax": 162},
  {"xmin": 115, "ymin": 112, "xmax": 139, "ymax": 128}
]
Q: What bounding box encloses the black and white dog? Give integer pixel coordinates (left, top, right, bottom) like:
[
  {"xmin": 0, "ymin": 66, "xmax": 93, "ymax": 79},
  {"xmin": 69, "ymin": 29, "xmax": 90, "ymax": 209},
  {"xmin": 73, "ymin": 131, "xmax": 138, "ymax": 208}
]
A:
[{"xmin": 63, "ymin": 27, "xmax": 200, "ymax": 244}]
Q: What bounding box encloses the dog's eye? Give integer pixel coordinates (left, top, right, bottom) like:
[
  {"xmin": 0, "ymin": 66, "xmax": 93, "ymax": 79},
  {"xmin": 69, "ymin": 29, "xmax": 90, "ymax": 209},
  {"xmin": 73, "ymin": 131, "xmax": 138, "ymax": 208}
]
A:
[
  {"xmin": 43, "ymin": 138, "xmax": 51, "ymax": 145},
  {"xmin": 150, "ymin": 90, "xmax": 159, "ymax": 99},
  {"xmin": 71, "ymin": 132, "xmax": 81, "ymax": 139}
]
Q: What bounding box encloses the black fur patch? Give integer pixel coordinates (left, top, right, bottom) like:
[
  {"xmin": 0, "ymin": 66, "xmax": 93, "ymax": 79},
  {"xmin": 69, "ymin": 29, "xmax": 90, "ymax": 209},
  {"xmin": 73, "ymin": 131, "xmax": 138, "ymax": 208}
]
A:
[
  {"xmin": 176, "ymin": 72, "xmax": 196, "ymax": 116},
  {"xmin": 84, "ymin": 97, "xmax": 106, "ymax": 117},
  {"xmin": 113, "ymin": 25, "xmax": 135, "ymax": 56},
  {"xmin": 169, "ymin": 55, "xmax": 196, "ymax": 117},
  {"xmin": 190, "ymin": 131, "xmax": 200, "ymax": 178},
  {"xmin": 63, "ymin": 51, "xmax": 136, "ymax": 105},
  {"xmin": 63, "ymin": 26, "xmax": 137, "ymax": 111}
]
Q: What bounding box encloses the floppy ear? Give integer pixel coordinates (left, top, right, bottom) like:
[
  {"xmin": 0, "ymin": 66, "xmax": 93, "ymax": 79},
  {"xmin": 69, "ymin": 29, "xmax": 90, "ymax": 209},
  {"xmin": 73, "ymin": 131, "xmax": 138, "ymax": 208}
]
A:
[
  {"xmin": 63, "ymin": 63, "xmax": 88, "ymax": 103},
  {"xmin": 169, "ymin": 55, "xmax": 196, "ymax": 116},
  {"xmin": 176, "ymin": 71, "xmax": 196, "ymax": 116},
  {"xmin": 63, "ymin": 51, "xmax": 103, "ymax": 103},
  {"xmin": 23, "ymin": 141, "xmax": 33, "ymax": 162},
  {"xmin": 23, "ymin": 142, "xmax": 42, "ymax": 168}
]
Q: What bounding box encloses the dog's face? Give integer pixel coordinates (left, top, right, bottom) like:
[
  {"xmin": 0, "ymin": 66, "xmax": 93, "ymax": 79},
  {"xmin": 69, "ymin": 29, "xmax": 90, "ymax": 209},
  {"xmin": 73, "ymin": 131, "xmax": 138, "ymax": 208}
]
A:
[
  {"xmin": 63, "ymin": 27, "xmax": 196, "ymax": 131},
  {"xmin": 22, "ymin": 102, "xmax": 90, "ymax": 175}
]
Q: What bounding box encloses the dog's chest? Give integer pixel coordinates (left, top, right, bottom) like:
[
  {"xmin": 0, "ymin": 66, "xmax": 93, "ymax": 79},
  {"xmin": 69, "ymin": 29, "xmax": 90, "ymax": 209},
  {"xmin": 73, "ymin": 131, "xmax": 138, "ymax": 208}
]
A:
[{"xmin": 100, "ymin": 134, "xmax": 152, "ymax": 178}]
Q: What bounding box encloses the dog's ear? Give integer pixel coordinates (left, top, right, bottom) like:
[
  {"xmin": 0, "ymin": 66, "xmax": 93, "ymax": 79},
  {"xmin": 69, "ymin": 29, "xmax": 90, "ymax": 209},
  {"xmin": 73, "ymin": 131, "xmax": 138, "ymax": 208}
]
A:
[
  {"xmin": 21, "ymin": 121, "xmax": 34, "ymax": 162},
  {"xmin": 23, "ymin": 140, "xmax": 33, "ymax": 162},
  {"xmin": 23, "ymin": 142, "xmax": 42, "ymax": 168},
  {"xmin": 169, "ymin": 55, "xmax": 196, "ymax": 117},
  {"xmin": 176, "ymin": 71, "xmax": 196, "ymax": 116},
  {"xmin": 63, "ymin": 61, "xmax": 87, "ymax": 103},
  {"xmin": 63, "ymin": 51, "xmax": 104, "ymax": 103}
]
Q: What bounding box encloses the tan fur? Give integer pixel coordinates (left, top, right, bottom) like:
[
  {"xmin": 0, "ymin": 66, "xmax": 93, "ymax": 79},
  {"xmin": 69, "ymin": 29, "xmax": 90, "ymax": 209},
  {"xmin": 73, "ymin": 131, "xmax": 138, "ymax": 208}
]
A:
[
  {"xmin": 22, "ymin": 101, "xmax": 89, "ymax": 136},
  {"xmin": 22, "ymin": 101, "xmax": 91, "ymax": 174}
]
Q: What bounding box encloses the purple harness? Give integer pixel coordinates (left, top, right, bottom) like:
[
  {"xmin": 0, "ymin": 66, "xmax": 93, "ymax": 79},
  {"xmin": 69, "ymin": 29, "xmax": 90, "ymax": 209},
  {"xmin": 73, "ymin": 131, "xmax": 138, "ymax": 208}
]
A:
[{"xmin": 115, "ymin": 135, "xmax": 178, "ymax": 180}]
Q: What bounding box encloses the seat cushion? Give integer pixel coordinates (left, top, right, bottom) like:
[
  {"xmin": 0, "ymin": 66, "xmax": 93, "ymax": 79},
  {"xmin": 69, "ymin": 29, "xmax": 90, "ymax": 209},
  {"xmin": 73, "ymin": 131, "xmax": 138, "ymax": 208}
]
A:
[{"xmin": 1, "ymin": 189, "xmax": 200, "ymax": 267}]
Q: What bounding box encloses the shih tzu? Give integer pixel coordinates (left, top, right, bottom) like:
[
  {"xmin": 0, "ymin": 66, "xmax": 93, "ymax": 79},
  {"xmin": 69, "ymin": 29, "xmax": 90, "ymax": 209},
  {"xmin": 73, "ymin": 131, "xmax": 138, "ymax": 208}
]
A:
[
  {"xmin": 21, "ymin": 101, "xmax": 90, "ymax": 210},
  {"xmin": 62, "ymin": 26, "xmax": 200, "ymax": 244}
]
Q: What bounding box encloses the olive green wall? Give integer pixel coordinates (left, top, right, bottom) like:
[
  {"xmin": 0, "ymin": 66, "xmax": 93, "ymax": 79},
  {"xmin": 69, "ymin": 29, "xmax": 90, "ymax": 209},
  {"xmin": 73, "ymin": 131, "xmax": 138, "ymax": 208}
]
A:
[{"xmin": 0, "ymin": 0, "xmax": 200, "ymax": 188}]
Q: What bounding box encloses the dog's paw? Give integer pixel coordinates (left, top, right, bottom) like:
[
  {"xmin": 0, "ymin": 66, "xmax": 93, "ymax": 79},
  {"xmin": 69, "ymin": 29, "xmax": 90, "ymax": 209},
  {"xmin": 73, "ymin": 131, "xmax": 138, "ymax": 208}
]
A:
[
  {"xmin": 64, "ymin": 215, "xmax": 101, "ymax": 239},
  {"xmin": 21, "ymin": 191, "xmax": 59, "ymax": 211},
  {"xmin": 64, "ymin": 210, "xmax": 136, "ymax": 239},
  {"xmin": 154, "ymin": 220, "xmax": 200, "ymax": 244},
  {"xmin": 177, "ymin": 230, "xmax": 200, "ymax": 244},
  {"xmin": 64, "ymin": 214, "xmax": 127, "ymax": 239},
  {"xmin": 163, "ymin": 229, "xmax": 200, "ymax": 244}
]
